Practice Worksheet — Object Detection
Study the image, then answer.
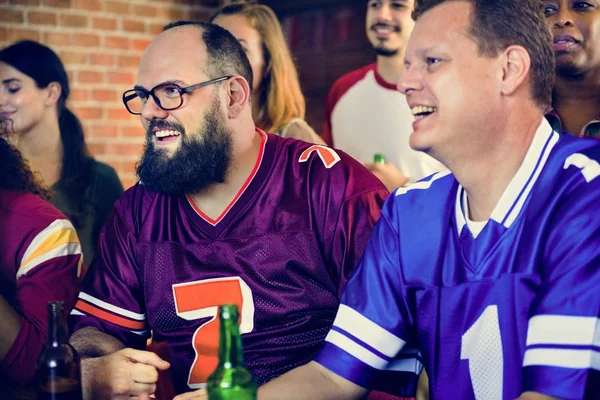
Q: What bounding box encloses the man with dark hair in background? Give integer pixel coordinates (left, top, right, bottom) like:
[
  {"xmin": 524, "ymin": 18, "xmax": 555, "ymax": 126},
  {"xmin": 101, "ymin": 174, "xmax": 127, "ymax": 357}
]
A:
[
  {"xmin": 257, "ymin": 0, "xmax": 600, "ymax": 399},
  {"xmin": 322, "ymin": 0, "xmax": 444, "ymax": 191},
  {"xmin": 68, "ymin": 21, "xmax": 388, "ymax": 399}
]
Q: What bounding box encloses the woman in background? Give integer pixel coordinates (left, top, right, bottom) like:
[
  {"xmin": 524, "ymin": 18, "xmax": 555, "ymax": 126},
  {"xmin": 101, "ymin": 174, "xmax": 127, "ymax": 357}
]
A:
[
  {"xmin": 0, "ymin": 117, "xmax": 82, "ymax": 394},
  {"xmin": 0, "ymin": 40, "xmax": 124, "ymax": 265},
  {"xmin": 543, "ymin": 0, "xmax": 600, "ymax": 137},
  {"xmin": 210, "ymin": 1, "xmax": 326, "ymax": 144}
]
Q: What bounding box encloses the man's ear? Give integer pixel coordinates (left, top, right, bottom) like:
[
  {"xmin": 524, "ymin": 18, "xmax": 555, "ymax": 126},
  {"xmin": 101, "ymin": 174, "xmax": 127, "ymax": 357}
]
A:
[
  {"xmin": 44, "ymin": 82, "xmax": 62, "ymax": 107},
  {"xmin": 226, "ymin": 76, "xmax": 251, "ymax": 119},
  {"xmin": 500, "ymin": 45, "xmax": 531, "ymax": 98}
]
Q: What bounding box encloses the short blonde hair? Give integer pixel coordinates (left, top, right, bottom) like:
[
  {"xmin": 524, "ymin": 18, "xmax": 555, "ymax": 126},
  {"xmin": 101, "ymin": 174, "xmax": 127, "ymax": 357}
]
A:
[{"xmin": 210, "ymin": 2, "xmax": 306, "ymax": 133}]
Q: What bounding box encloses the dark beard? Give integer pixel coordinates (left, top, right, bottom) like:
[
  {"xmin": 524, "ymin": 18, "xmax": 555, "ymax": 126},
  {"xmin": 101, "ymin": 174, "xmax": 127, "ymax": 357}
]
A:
[
  {"xmin": 374, "ymin": 46, "xmax": 400, "ymax": 57},
  {"xmin": 136, "ymin": 103, "xmax": 232, "ymax": 196}
]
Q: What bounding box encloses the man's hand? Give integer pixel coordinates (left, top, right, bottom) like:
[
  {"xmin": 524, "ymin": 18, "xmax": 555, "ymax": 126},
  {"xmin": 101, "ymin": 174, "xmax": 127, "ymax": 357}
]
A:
[
  {"xmin": 173, "ymin": 387, "xmax": 208, "ymax": 400},
  {"xmin": 364, "ymin": 162, "xmax": 409, "ymax": 192},
  {"xmin": 81, "ymin": 348, "xmax": 170, "ymax": 400}
]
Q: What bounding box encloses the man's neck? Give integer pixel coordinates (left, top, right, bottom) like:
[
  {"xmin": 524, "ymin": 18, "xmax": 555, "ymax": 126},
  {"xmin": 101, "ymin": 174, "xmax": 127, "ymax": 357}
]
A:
[
  {"xmin": 188, "ymin": 126, "xmax": 263, "ymax": 220},
  {"xmin": 376, "ymin": 52, "xmax": 406, "ymax": 85},
  {"xmin": 447, "ymin": 112, "xmax": 542, "ymax": 222},
  {"xmin": 553, "ymin": 73, "xmax": 600, "ymax": 134}
]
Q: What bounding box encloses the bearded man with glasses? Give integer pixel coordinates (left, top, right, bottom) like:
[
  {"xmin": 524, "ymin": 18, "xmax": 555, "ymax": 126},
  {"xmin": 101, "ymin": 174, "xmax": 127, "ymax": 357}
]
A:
[{"xmin": 68, "ymin": 21, "xmax": 388, "ymax": 399}]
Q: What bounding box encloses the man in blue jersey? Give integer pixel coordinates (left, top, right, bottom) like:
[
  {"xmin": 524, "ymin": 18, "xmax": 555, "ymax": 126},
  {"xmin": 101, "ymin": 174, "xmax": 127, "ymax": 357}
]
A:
[{"xmin": 256, "ymin": 0, "xmax": 600, "ymax": 399}]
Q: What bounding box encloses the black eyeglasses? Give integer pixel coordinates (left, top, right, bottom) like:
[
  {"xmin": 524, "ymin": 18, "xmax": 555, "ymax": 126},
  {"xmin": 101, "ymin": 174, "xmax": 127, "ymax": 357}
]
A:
[{"xmin": 122, "ymin": 76, "xmax": 231, "ymax": 115}]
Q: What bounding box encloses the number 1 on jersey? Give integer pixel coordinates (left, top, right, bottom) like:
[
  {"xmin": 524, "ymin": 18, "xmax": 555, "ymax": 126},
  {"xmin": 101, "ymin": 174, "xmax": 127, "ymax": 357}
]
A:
[
  {"xmin": 461, "ymin": 305, "xmax": 504, "ymax": 400},
  {"xmin": 172, "ymin": 277, "xmax": 255, "ymax": 388}
]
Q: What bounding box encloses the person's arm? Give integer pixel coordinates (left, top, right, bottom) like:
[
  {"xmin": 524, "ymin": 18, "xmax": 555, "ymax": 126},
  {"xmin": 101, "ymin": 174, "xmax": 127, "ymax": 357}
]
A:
[
  {"xmin": 70, "ymin": 192, "xmax": 168, "ymax": 398},
  {"xmin": 364, "ymin": 161, "xmax": 409, "ymax": 192},
  {"xmin": 0, "ymin": 217, "xmax": 82, "ymax": 383},
  {"xmin": 518, "ymin": 393, "xmax": 559, "ymax": 400},
  {"xmin": 258, "ymin": 361, "xmax": 366, "ymax": 400},
  {"xmin": 0, "ymin": 296, "xmax": 22, "ymax": 361},
  {"xmin": 520, "ymin": 153, "xmax": 600, "ymax": 399}
]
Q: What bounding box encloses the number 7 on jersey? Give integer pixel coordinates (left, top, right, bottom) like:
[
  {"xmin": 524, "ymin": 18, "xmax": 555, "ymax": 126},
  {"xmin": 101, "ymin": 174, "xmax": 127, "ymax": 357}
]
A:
[{"xmin": 172, "ymin": 277, "xmax": 255, "ymax": 388}]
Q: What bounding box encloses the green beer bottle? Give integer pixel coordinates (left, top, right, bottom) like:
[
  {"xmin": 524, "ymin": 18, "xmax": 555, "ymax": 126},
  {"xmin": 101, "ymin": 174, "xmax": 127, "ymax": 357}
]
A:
[
  {"xmin": 207, "ymin": 304, "xmax": 257, "ymax": 400},
  {"xmin": 374, "ymin": 153, "xmax": 386, "ymax": 164}
]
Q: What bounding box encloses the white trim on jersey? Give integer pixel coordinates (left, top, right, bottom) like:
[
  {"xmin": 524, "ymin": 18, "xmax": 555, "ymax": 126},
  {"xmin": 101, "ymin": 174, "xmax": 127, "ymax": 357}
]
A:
[
  {"xmin": 325, "ymin": 330, "xmax": 390, "ymax": 370},
  {"xmin": 76, "ymin": 292, "xmax": 146, "ymax": 321},
  {"xmin": 395, "ymin": 169, "xmax": 451, "ymax": 197},
  {"xmin": 455, "ymin": 119, "xmax": 559, "ymax": 235},
  {"xmin": 524, "ymin": 348, "xmax": 600, "ymax": 371},
  {"xmin": 526, "ymin": 315, "xmax": 600, "ymax": 347},
  {"xmin": 332, "ymin": 304, "xmax": 406, "ymax": 358}
]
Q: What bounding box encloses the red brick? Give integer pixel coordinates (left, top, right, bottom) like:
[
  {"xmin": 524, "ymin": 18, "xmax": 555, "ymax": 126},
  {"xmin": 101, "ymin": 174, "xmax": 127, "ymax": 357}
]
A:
[
  {"xmin": 87, "ymin": 142, "xmax": 106, "ymax": 156},
  {"xmin": 28, "ymin": 11, "xmax": 57, "ymax": 25},
  {"xmin": 132, "ymin": 39, "xmax": 150, "ymax": 52},
  {"xmin": 107, "ymin": 71, "xmax": 135, "ymax": 85},
  {"xmin": 89, "ymin": 125, "xmax": 118, "ymax": 138},
  {"xmin": 9, "ymin": 0, "xmax": 41, "ymax": 5},
  {"xmin": 120, "ymin": 126, "xmax": 145, "ymax": 138},
  {"xmin": 0, "ymin": 27, "xmax": 7, "ymax": 41},
  {"xmin": 60, "ymin": 50, "xmax": 87, "ymax": 65},
  {"xmin": 73, "ymin": 106, "xmax": 103, "ymax": 120},
  {"xmin": 132, "ymin": 4, "xmax": 157, "ymax": 18},
  {"xmin": 43, "ymin": 31, "xmax": 71, "ymax": 46},
  {"xmin": 92, "ymin": 89, "xmax": 118, "ymax": 102},
  {"xmin": 70, "ymin": 88, "xmax": 89, "ymax": 102},
  {"xmin": 106, "ymin": 142, "xmax": 144, "ymax": 155},
  {"xmin": 148, "ymin": 23, "xmax": 165, "ymax": 35},
  {"xmin": 107, "ymin": 108, "xmax": 133, "ymax": 121},
  {"xmin": 122, "ymin": 19, "xmax": 145, "ymax": 33},
  {"xmin": 43, "ymin": 0, "xmax": 70, "ymax": 7},
  {"xmin": 0, "ymin": 8, "xmax": 24, "ymax": 23},
  {"xmin": 73, "ymin": 33, "xmax": 100, "ymax": 47},
  {"xmin": 8, "ymin": 28, "xmax": 40, "ymax": 41},
  {"xmin": 121, "ymin": 177, "xmax": 137, "ymax": 190},
  {"xmin": 73, "ymin": 0, "xmax": 101, "ymax": 11},
  {"xmin": 105, "ymin": 0, "xmax": 129, "ymax": 14},
  {"xmin": 92, "ymin": 16, "xmax": 117, "ymax": 31},
  {"xmin": 77, "ymin": 70, "xmax": 104, "ymax": 84},
  {"xmin": 118, "ymin": 55, "xmax": 139, "ymax": 69},
  {"xmin": 89, "ymin": 53, "xmax": 115, "ymax": 67},
  {"xmin": 118, "ymin": 159, "xmax": 138, "ymax": 175},
  {"xmin": 105, "ymin": 36, "xmax": 129, "ymax": 50},
  {"xmin": 60, "ymin": 14, "xmax": 88, "ymax": 28},
  {"xmin": 158, "ymin": 7, "xmax": 186, "ymax": 20}
]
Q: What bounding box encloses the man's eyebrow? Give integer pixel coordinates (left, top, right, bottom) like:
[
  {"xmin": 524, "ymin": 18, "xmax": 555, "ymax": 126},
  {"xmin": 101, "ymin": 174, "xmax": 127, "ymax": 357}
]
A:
[
  {"xmin": 2, "ymin": 78, "xmax": 21, "ymax": 84},
  {"xmin": 133, "ymin": 80, "xmax": 188, "ymax": 91}
]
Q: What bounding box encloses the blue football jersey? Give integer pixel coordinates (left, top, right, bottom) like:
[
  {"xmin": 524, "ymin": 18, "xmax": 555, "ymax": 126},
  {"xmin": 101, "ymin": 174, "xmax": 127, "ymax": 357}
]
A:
[{"xmin": 316, "ymin": 120, "xmax": 600, "ymax": 399}]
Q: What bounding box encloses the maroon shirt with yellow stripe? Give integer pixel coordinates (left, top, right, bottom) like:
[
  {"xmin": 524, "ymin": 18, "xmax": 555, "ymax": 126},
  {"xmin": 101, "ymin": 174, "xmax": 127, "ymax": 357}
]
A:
[
  {"xmin": 71, "ymin": 131, "xmax": 388, "ymax": 394},
  {"xmin": 0, "ymin": 190, "xmax": 82, "ymax": 384}
]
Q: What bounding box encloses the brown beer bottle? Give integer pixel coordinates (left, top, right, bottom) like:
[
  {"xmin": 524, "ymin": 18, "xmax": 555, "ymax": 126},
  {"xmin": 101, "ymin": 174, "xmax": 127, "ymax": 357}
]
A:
[{"xmin": 35, "ymin": 301, "xmax": 82, "ymax": 400}]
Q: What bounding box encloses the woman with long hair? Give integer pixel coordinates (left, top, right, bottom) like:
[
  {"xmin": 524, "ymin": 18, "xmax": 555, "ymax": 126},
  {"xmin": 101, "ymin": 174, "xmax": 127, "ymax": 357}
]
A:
[
  {"xmin": 210, "ymin": 1, "xmax": 325, "ymax": 144},
  {"xmin": 0, "ymin": 118, "xmax": 82, "ymax": 392},
  {"xmin": 0, "ymin": 40, "xmax": 124, "ymax": 265}
]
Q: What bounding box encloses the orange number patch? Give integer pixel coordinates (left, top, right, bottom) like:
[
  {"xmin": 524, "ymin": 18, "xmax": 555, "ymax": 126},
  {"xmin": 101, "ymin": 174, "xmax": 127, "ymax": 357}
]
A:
[{"xmin": 172, "ymin": 277, "xmax": 255, "ymax": 389}]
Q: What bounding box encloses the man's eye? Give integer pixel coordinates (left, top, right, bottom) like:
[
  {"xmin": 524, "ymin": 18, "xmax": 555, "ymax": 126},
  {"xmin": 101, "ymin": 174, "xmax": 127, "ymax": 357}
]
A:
[
  {"xmin": 162, "ymin": 86, "xmax": 181, "ymax": 97},
  {"xmin": 7, "ymin": 86, "xmax": 21, "ymax": 94},
  {"xmin": 369, "ymin": 1, "xmax": 381, "ymax": 9},
  {"xmin": 427, "ymin": 57, "xmax": 441, "ymax": 65},
  {"xmin": 573, "ymin": 2, "xmax": 593, "ymax": 10}
]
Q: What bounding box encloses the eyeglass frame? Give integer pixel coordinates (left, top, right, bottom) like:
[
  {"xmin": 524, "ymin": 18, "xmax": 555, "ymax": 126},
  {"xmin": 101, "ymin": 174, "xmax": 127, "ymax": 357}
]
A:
[{"xmin": 122, "ymin": 75, "xmax": 232, "ymax": 115}]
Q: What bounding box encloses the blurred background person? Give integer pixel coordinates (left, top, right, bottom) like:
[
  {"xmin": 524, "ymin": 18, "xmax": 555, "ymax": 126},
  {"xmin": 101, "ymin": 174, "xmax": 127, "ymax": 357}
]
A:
[
  {"xmin": 210, "ymin": 1, "xmax": 325, "ymax": 144},
  {"xmin": 322, "ymin": 0, "xmax": 444, "ymax": 191},
  {"xmin": 543, "ymin": 0, "xmax": 600, "ymax": 137},
  {"xmin": 0, "ymin": 117, "xmax": 82, "ymax": 396},
  {"xmin": 0, "ymin": 40, "xmax": 124, "ymax": 265}
]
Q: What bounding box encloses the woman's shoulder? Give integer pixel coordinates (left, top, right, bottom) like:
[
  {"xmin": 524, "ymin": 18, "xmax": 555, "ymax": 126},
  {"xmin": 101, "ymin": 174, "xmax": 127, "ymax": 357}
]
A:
[{"xmin": 280, "ymin": 118, "xmax": 326, "ymax": 145}]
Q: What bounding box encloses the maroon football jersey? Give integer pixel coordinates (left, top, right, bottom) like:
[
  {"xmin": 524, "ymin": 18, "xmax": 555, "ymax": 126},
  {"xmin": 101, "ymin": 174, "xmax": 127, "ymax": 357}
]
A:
[{"xmin": 72, "ymin": 130, "xmax": 388, "ymax": 393}]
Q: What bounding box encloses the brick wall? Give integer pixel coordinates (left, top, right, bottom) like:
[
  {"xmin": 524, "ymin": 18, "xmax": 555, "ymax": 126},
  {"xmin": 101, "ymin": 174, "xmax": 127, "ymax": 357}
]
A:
[{"xmin": 1, "ymin": 0, "xmax": 223, "ymax": 188}]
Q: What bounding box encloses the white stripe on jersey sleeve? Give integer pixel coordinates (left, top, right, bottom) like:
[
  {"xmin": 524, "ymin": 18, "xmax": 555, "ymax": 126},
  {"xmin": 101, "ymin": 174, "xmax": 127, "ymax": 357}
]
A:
[
  {"xmin": 77, "ymin": 292, "xmax": 146, "ymax": 321},
  {"xmin": 526, "ymin": 315, "xmax": 599, "ymax": 346},
  {"xmin": 71, "ymin": 308, "xmax": 149, "ymax": 336},
  {"xmin": 333, "ymin": 304, "xmax": 405, "ymax": 358},
  {"xmin": 18, "ymin": 242, "xmax": 82, "ymax": 278},
  {"xmin": 325, "ymin": 330, "xmax": 389, "ymax": 370},
  {"xmin": 524, "ymin": 348, "xmax": 600, "ymax": 371}
]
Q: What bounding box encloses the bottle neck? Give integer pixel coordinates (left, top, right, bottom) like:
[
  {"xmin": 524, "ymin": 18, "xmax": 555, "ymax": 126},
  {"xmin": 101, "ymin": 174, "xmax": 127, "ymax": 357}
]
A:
[
  {"xmin": 47, "ymin": 303, "xmax": 68, "ymax": 347},
  {"xmin": 218, "ymin": 314, "xmax": 245, "ymax": 368}
]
